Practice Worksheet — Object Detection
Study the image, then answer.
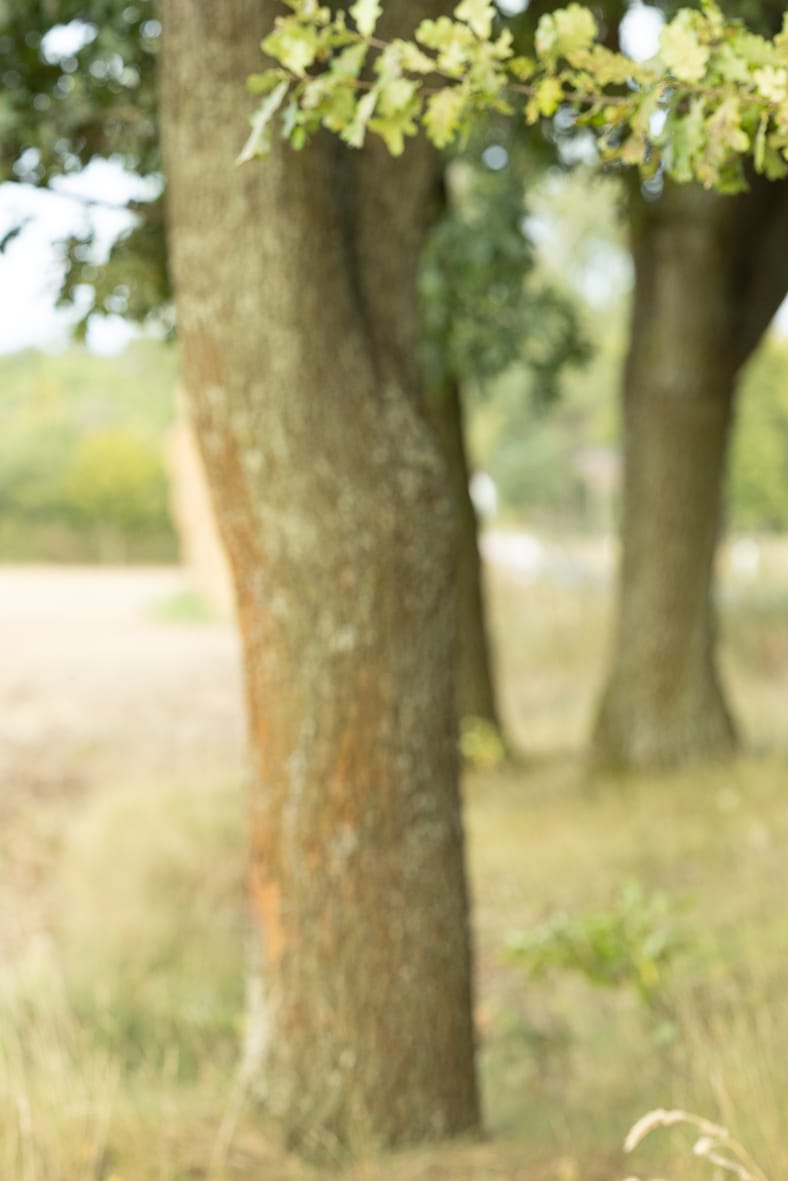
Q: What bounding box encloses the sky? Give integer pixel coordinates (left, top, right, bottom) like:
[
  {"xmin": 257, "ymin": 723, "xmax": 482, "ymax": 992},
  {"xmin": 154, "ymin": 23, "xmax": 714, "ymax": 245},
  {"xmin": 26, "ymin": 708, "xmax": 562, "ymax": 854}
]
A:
[
  {"xmin": 1, "ymin": 3, "xmax": 786, "ymax": 355},
  {"xmin": 0, "ymin": 161, "xmax": 156, "ymax": 355}
]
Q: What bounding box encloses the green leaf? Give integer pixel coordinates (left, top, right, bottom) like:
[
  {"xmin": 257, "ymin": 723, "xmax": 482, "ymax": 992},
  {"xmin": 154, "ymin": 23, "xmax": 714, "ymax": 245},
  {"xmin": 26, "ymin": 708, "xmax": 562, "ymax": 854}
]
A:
[
  {"xmin": 349, "ymin": 0, "xmax": 381, "ymax": 38},
  {"xmin": 707, "ymin": 95, "xmax": 749, "ymax": 156},
  {"xmin": 416, "ymin": 17, "xmax": 474, "ymax": 76},
  {"xmin": 571, "ymin": 45, "xmax": 641, "ymax": 87},
  {"xmin": 455, "ymin": 0, "xmax": 495, "ymax": 40},
  {"xmin": 237, "ymin": 80, "xmax": 290, "ymax": 162},
  {"xmin": 536, "ymin": 5, "xmax": 597, "ymax": 62},
  {"xmin": 536, "ymin": 76, "xmax": 563, "ymax": 117},
  {"xmin": 397, "ymin": 40, "xmax": 436, "ymax": 74},
  {"xmin": 369, "ymin": 103, "xmax": 420, "ymax": 154},
  {"xmin": 754, "ymin": 67, "xmax": 788, "ymax": 105},
  {"xmin": 509, "ymin": 55, "xmax": 535, "ymax": 81},
  {"xmin": 263, "ymin": 22, "xmax": 319, "ymax": 77},
  {"xmin": 330, "ymin": 42, "xmax": 368, "ymax": 78},
  {"xmin": 660, "ymin": 11, "xmax": 710, "ymax": 85},
  {"xmin": 378, "ymin": 77, "xmax": 418, "ymax": 114},
  {"xmin": 341, "ymin": 87, "xmax": 378, "ymax": 148},
  {"xmin": 247, "ymin": 71, "xmax": 288, "ymax": 96},
  {"xmin": 713, "ymin": 44, "xmax": 750, "ymax": 86},
  {"xmin": 665, "ymin": 96, "xmax": 706, "ymax": 183},
  {"xmin": 423, "ymin": 87, "xmax": 467, "ymax": 148}
]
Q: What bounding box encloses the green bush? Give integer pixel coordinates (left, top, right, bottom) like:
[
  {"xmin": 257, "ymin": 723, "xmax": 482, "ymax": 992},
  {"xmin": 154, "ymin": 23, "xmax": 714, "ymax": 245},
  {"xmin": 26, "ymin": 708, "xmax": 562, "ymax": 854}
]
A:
[
  {"xmin": 508, "ymin": 880, "xmax": 686, "ymax": 1013},
  {"xmin": 64, "ymin": 429, "xmax": 170, "ymax": 535},
  {"xmin": 0, "ymin": 342, "xmax": 177, "ymax": 561},
  {"xmin": 729, "ymin": 339, "xmax": 788, "ymax": 533}
]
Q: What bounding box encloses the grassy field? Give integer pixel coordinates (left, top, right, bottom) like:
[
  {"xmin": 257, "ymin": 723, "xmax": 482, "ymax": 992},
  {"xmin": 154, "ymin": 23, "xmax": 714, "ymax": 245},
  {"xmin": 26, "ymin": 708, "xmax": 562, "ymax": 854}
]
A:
[{"xmin": 1, "ymin": 551, "xmax": 786, "ymax": 1180}]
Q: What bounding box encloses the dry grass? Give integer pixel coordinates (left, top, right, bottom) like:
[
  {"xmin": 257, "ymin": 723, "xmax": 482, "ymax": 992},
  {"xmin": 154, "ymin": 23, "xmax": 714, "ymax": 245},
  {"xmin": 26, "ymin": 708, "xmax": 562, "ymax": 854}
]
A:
[{"xmin": 1, "ymin": 558, "xmax": 787, "ymax": 1178}]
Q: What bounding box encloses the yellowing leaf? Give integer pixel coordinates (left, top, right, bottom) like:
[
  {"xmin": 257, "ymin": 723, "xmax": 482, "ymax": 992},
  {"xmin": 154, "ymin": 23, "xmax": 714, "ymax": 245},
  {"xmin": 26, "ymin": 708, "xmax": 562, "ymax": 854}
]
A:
[
  {"xmin": 349, "ymin": 0, "xmax": 381, "ymax": 38},
  {"xmin": 660, "ymin": 12, "xmax": 710, "ymax": 85},
  {"xmin": 330, "ymin": 42, "xmax": 367, "ymax": 78},
  {"xmin": 536, "ymin": 5, "xmax": 597, "ymax": 62},
  {"xmin": 247, "ymin": 71, "xmax": 288, "ymax": 95},
  {"xmin": 754, "ymin": 66, "xmax": 788, "ymax": 105},
  {"xmin": 379, "ymin": 77, "xmax": 418, "ymax": 114},
  {"xmin": 263, "ymin": 22, "xmax": 319, "ymax": 77},
  {"xmin": 509, "ymin": 55, "xmax": 535, "ymax": 81},
  {"xmin": 664, "ymin": 96, "xmax": 706, "ymax": 183},
  {"xmin": 524, "ymin": 96, "xmax": 540, "ymax": 125},
  {"xmin": 423, "ymin": 87, "xmax": 466, "ymax": 148},
  {"xmin": 397, "ymin": 41, "xmax": 436, "ymax": 73},
  {"xmin": 417, "ymin": 18, "xmax": 475, "ymax": 76},
  {"xmin": 455, "ymin": 0, "xmax": 495, "ymax": 40},
  {"xmin": 341, "ymin": 87, "xmax": 378, "ymax": 148},
  {"xmin": 369, "ymin": 105, "xmax": 420, "ymax": 154},
  {"xmin": 536, "ymin": 76, "xmax": 563, "ymax": 117},
  {"xmin": 571, "ymin": 45, "xmax": 638, "ymax": 87}
]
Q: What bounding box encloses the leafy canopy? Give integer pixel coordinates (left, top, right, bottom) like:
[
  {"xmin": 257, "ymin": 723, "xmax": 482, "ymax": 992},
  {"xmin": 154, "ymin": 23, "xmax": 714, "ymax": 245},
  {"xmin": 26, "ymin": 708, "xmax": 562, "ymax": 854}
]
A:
[{"xmin": 248, "ymin": 0, "xmax": 788, "ymax": 190}]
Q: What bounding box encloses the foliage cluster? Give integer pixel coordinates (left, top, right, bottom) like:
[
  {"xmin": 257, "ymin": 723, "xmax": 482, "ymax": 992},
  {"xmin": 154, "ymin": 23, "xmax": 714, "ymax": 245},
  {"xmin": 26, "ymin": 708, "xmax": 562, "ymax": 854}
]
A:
[
  {"xmin": 420, "ymin": 139, "xmax": 590, "ymax": 400},
  {"xmin": 507, "ymin": 879, "xmax": 685, "ymax": 1011},
  {"xmin": 250, "ymin": 0, "xmax": 788, "ymax": 191},
  {"xmin": 0, "ymin": 0, "xmax": 167, "ymax": 332},
  {"xmin": 0, "ymin": 342, "xmax": 177, "ymax": 561}
]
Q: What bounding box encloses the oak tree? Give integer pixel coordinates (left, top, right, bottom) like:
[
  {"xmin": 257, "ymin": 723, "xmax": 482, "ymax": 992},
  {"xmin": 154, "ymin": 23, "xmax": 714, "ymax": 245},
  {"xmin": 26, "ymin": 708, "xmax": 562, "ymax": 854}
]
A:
[{"xmin": 255, "ymin": 0, "xmax": 788, "ymax": 767}]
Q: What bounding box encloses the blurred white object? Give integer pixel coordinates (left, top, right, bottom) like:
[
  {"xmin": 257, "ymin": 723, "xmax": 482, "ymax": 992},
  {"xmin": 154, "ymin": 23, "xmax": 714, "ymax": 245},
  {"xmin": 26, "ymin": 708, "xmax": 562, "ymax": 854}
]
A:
[
  {"xmin": 481, "ymin": 530, "xmax": 546, "ymax": 578},
  {"xmin": 469, "ymin": 471, "xmax": 498, "ymax": 521},
  {"xmin": 730, "ymin": 538, "xmax": 761, "ymax": 579}
]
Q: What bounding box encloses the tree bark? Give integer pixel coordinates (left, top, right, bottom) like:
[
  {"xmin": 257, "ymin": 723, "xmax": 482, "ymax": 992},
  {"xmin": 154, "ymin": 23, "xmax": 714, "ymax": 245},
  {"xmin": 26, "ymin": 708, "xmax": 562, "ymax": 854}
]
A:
[
  {"xmin": 159, "ymin": 0, "xmax": 479, "ymax": 1155},
  {"xmin": 595, "ymin": 179, "xmax": 788, "ymax": 770},
  {"xmin": 429, "ymin": 382, "xmax": 500, "ymax": 730}
]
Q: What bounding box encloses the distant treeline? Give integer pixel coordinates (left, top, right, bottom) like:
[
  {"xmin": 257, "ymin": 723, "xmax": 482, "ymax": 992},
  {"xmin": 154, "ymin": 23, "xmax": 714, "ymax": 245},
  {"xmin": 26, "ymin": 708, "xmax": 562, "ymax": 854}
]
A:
[
  {"xmin": 0, "ymin": 341, "xmax": 178, "ymax": 562},
  {"xmin": 1, "ymin": 332, "xmax": 787, "ymax": 564},
  {"xmin": 470, "ymin": 333, "xmax": 788, "ymax": 534}
]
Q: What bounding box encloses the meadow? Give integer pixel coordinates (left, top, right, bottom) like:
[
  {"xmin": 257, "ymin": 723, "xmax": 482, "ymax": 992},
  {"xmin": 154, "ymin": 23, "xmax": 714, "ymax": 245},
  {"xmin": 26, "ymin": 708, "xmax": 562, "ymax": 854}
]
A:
[{"xmin": 1, "ymin": 545, "xmax": 786, "ymax": 1180}]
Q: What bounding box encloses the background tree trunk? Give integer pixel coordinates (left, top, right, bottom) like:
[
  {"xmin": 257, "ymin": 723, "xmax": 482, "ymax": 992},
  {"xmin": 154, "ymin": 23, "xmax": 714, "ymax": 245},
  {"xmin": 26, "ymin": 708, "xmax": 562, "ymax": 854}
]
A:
[
  {"xmin": 595, "ymin": 179, "xmax": 788, "ymax": 770},
  {"xmin": 429, "ymin": 382, "xmax": 501, "ymax": 730},
  {"xmin": 159, "ymin": 0, "xmax": 479, "ymax": 1155}
]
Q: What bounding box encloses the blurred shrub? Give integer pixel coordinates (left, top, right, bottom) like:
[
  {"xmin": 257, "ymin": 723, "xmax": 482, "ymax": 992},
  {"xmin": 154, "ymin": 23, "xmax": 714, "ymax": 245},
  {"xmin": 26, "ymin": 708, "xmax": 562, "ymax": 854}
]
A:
[
  {"xmin": 460, "ymin": 715, "xmax": 508, "ymax": 769},
  {"xmin": 0, "ymin": 342, "xmax": 177, "ymax": 561},
  {"xmin": 64, "ymin": 429, "xmax": 169, "ymax": 535},
  {"xmin": 508, "ymin": 880, "xmax": 686, "ymax": 1015},
  {"xmin": 729, "ymin": 339, "xmax": 788, "ymax": 533}
]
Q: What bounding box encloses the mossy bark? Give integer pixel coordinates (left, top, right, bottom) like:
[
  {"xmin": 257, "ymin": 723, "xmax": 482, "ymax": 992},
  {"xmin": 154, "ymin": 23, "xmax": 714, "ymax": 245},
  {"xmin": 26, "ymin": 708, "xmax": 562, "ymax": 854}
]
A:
[
  {"xmin": 595, "ymin": 179, "xmax": 788, "ymax": 770},
  {"xmin": 159, "ymin": 0, "xmax": 479, "ymax": 1155}
]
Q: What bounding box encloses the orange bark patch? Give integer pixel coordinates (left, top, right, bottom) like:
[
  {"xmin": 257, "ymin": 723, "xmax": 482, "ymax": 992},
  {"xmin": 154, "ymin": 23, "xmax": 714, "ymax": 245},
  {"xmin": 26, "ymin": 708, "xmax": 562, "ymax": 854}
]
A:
[{"xmin": 250, "ymin": 865, "xmax": 285, "ymax": 970}]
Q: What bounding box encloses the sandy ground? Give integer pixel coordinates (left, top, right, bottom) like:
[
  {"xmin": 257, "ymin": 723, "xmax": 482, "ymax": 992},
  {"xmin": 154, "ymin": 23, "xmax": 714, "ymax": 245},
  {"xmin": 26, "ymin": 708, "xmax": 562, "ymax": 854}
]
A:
[
  {"xmin": 4, "ymin": 533, "xmax": 783, "ymax": 806},
  {"xmin": 1, "ymin": 541, "xmax": 784, "ymax": 959},
  {"xmin": 0, "ymin": 565, "xmax": 246, "ymax": 808},
  {"xmin": 0, "ymin": 566, "xmax": 247, "ymax": 958}
]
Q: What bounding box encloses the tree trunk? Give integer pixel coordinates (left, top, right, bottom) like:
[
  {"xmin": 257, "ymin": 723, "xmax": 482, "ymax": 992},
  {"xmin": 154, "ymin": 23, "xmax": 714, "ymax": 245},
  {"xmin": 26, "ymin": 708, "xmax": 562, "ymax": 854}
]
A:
[
  {"xmin": 429, "ymin": 382, "xmax": 500, "ymax": 730},
  {"xmin": 595, "ymin": 179, "xmax": 788, "ymax": 770},
  {"xmin": 159, "ymin": 0, "xmax": 479, "ymax": 1156}
]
